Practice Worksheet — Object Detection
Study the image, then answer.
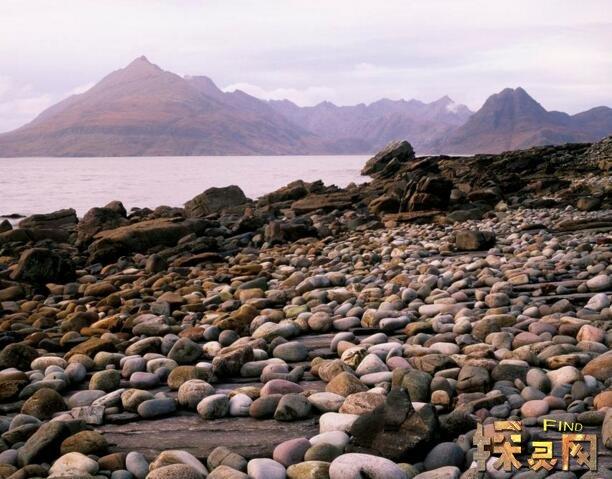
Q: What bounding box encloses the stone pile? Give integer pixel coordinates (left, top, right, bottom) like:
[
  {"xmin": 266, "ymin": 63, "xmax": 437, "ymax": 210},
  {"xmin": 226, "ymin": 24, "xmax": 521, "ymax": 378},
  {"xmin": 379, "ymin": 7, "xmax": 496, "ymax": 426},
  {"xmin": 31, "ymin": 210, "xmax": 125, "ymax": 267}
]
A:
[{"xmin": 0, "ymin": 139, "xmax": 611, "ymax": 478}]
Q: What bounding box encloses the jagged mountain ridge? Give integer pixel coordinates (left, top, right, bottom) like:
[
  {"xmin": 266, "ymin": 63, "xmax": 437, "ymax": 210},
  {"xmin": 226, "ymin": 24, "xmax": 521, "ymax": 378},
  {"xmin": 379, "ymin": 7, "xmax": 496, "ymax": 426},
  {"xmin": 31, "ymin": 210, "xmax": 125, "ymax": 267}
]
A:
[{"xmin": 0, "ymin": 57, "xmax": 610, "ymax": 156}]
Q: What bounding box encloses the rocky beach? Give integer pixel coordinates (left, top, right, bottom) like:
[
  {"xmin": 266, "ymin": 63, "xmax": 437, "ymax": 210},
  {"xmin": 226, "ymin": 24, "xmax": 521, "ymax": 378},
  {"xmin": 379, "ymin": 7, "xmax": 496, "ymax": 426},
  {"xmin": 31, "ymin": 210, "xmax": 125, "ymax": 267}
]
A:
[{"xmin": 0, "ymin": 138, "xmax": 611, "ymax": 479}]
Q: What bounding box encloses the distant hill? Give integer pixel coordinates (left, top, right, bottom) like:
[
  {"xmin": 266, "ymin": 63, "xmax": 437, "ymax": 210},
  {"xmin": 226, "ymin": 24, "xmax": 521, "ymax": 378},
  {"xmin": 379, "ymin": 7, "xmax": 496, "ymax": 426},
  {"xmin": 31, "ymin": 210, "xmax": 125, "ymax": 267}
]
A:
[{"xmin": 0, "ymin": 58, "xmax": 609, "ymax": 157}]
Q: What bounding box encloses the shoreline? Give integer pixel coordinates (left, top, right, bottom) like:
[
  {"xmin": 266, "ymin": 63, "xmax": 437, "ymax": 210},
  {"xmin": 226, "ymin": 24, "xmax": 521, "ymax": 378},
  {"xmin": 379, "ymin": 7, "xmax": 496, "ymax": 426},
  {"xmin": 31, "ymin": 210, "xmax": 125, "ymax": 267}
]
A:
[{"xmin": 0, "ymin": 138, "xmax": 611, "ymax": 478}]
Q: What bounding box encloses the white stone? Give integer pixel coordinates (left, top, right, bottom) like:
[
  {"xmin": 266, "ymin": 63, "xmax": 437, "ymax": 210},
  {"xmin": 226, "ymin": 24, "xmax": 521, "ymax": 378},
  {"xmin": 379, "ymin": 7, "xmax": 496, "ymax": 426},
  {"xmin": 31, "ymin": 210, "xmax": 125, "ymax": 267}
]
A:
[
  {"xmin": 329, "ymin": 453, "xmax": 407, "ymax": 479},
  {"xmin": 319, "ymin": 412, "xmax": 359, "ymax": 434},
  {"xmin": 49, "ymin": 452, "xmax": 99, "ymax": 478}
]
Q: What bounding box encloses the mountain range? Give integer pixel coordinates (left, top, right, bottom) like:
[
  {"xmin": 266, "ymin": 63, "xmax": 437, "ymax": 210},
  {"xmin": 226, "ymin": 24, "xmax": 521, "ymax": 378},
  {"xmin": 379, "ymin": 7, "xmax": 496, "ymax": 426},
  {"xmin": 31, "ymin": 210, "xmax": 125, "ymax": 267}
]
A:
[{"xmin": 0, "ymin": 56, "xmax": 610, "ymax": 157}]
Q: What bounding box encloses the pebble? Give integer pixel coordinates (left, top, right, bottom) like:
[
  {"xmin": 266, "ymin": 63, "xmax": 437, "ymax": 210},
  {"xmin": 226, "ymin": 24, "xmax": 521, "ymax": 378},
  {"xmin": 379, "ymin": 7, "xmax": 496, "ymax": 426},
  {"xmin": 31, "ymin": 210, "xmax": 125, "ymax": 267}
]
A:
[
  {"xmin": 197, "ymin": 394, "xmax": 230, "ymax": 419},
  {"xmin": 48, "ymin": 452, "xmax": 99, "ymax": 477},
  {"xmin": 329, "ymin": 453, "xmax": 407, "ymax": 478},
  {"xmin": 126, "ymin": 451, "xmax": 149, "ymax": 479},
  {"xmin": 274, "ymin": 393, "xmax": 312, "ymax": 421},
  {"xmin": 247, "ymin": 458, "xmax": 287, "ymax": 479},
  {"xmin": 137, "ymin": 398, "xmax": 176, "ymax": 418},
  {"xmin": 424, "ymin": 442, "xmax": 465, "ymax": 470},
  {"xmin": 273, "ymin": 437, "xmax": 311, "ymax": 467},
  {"xmin": 308, "ymin": 392, "xmax": 346, "ymax": 412}
]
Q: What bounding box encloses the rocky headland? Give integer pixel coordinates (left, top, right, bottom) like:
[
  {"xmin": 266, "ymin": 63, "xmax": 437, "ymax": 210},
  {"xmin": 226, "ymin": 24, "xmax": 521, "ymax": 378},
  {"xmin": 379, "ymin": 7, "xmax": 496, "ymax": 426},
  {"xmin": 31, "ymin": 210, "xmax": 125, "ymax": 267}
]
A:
[{"xmin": 0, "ymin": 137, "xmax": 611, "ymax": 479}]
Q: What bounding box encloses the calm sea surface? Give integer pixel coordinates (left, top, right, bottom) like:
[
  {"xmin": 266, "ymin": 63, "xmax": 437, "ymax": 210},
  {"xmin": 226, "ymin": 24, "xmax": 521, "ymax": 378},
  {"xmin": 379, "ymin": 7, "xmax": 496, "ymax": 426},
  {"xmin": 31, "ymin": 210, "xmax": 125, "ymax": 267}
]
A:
[{"xmin": 0, "ymin": 155, "xmax": 369, "ymax": 218}]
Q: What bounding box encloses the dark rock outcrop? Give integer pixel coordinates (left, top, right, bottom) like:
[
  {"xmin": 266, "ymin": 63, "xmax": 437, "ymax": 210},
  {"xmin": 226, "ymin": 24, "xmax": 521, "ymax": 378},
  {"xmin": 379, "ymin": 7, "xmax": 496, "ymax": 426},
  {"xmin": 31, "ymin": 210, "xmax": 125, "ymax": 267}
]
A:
[
  {"xmin": 185, "ymin": 186, "xmax": 250, "ymax": 217},
  {"xmin": 76, "ymin": 206, "xmax": 128, "ymax": 246},
  {"xmin": 87, "ymin": 217, "xmax": 212, "ymax": 263},
  {"xmin": 10, "ymin": 248, "xmax": 76, "ymax": 284},
  {"xmin": 18, "ymin": 208, "xmax": 78, "ymax": 230},
  {"xmin": 361, "ymin": 140, "xmax": 415, "ymax": 178}
]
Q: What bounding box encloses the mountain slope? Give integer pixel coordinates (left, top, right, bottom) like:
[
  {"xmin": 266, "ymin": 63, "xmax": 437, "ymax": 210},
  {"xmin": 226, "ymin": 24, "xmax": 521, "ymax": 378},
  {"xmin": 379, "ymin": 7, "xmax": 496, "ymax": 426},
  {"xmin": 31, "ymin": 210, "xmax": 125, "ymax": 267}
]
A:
[
  {"xmin": 434, "ymin": 87, "xmax": 612, "ymax": 154},
  {"xmin": 0, "ymin": 57, "xmax": 326, "ymax": 157}
]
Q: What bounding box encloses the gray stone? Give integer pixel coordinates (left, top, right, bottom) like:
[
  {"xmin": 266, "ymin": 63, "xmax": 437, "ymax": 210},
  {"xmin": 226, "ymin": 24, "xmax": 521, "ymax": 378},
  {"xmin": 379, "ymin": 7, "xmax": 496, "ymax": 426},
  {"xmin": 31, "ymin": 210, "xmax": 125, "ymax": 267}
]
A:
[
  {"xmin": 137, "ymin": 398, "xmax": 176, "ymax": 418},
  {"xmin": 424, "ymin": 442, "xmax": 465, "ymax": 470},
  {"xmin": 274, "ymin": 393, "xmax": 312, "ymax": 421},
  {"xmin": 126, "ymin": 451, "xmax": 149, "ymax": 479}
]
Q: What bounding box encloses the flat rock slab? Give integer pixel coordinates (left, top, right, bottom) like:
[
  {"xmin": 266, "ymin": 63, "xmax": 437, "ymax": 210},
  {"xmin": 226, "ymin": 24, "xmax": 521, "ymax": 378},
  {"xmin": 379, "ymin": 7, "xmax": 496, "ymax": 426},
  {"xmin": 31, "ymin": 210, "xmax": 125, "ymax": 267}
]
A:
[{"xmin": 98, "ymin": 413, "xmax": 319, "ymax": 460}]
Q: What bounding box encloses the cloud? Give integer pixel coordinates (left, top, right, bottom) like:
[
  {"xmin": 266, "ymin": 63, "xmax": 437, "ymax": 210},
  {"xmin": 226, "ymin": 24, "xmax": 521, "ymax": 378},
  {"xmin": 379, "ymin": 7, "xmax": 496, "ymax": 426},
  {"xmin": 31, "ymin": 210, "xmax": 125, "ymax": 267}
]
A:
[
  {"xmin": 0, "ymin": 76, "xmax": 55, "ymax": 132},
  {"xmin": 0, "ymin": 76, "xmax": 98, "ymax": 132},
  {"xmin": 0, "ymin": 0, "xmax": 610, "ymax": 128},
  {"xmin": 68, "ymin": 81, "xmax": 95, "ymax": 96},
  {"xmin": 223, "ymin": 82, "xmax": 337, "ymax": 106}
]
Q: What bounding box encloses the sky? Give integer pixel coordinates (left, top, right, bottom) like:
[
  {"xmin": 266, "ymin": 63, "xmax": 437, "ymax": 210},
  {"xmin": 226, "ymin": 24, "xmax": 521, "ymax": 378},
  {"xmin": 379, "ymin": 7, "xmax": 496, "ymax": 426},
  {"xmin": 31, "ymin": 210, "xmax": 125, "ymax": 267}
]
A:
[{"xmin": 0, "ymin": 0, "xmax": 611, "ymax": 133}]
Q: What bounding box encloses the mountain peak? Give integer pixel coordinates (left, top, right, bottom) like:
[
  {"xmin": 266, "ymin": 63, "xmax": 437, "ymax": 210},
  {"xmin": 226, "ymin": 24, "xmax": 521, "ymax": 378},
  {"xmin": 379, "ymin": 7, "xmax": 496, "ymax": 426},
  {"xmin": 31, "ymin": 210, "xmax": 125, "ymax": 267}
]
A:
[
  {"xmin": 483, "ymin": 86, "xmax": 545, "ymax": 114},
  {"xmin": 92, "ymin": 55, "xmax": 168, "ymax": 89},
  {"xmin": 124, "ymin": 55, "xmax": 161, "ymax": 73},
  {"xmin": 435, "ymin": 95, "xmax": 453, "ymax": 104}
]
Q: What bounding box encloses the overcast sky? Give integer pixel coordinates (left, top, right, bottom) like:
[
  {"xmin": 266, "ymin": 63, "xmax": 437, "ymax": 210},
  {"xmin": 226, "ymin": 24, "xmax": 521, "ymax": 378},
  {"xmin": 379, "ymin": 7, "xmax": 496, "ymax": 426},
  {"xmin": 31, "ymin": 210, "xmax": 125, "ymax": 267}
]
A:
[{"xmin": 0, "ymin": 0, "xmax": 610, "ymax": 132}]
